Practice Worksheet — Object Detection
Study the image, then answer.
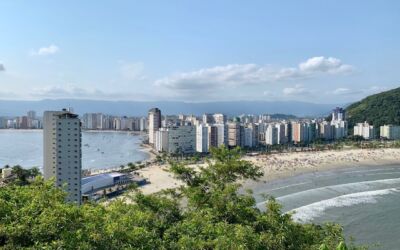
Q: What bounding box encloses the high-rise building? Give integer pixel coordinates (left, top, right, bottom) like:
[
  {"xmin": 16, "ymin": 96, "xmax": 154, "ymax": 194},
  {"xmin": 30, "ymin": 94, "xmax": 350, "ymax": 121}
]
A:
[
  {"xmin": 148, "ymin": 108, "xmax": 161, "ymax": 145},
  {"xmin": 0, "ymin": 118, "xmax": 6, "ymax": 129},
  {"xmin": 284, "ymin": 122, "xmax": 292, "ymax": 142},
  {"xmin": 214, "ymin": 123, "xmax": 228, "ymax": 147},
  {"xmin": 208, "ymin": 125, "xmax": 218, "ymax": 149},
  {"xmin": 265, "ymin": 124, "xmax": 278, "ymax": 145},
  {"xmin": 139, "ymin": 117, "xmax": 148, "ymax": 131},
  {"xmin": 202, "ymin": 113, "xmax": 214, "ymax": 124},
  {"xmin": 43, "ymin": 109, "xmax": 82, "ymax": 204},
  {"xmin": 196, "ymin": 124, "xmax": 209, "ymax": 153},
  {"xmin": 354, "ymin": 122, "xmax": 375, "ymax": 139},
  {"xmin": 332, "ymin": 120, "xmax": 348, "ymax": 139},
  {"xmin": 243, "ymin": 127, "xmax": 254, "ymax": 147},
  {"xmin": 380, "ymin": 125, "xmax": 400, "ymax": 140},
  {"xmin": 228, "ymin": 122, "xmax": 243, "ymax": 147},
  {"xmin": 157, "ymin": 126, "xmax": 196, "ymax": 154},
  {"xmin": 275, "ymin": 123, "xmax": 287, "ymax": 144},
  {"xmin": 155, "ymin": 128, "xmax": 169, "ymax": 152},
  {"xmin": 19, "ymin": 116, "xmax": 29, "ymax": 129},
  {"xmin": 332, "ymin": 107, "xmax": 346, "ymax": 122},
  {"xmin": 318, "ymin": 121, "xmax": 334, "ymax": 140},
  {"xmin": 292, "ymin": 122, "xmax": 312, "ymax": 143},
  {"xmin": 213, "ymin": 113, "xmax": 227, "ymax": 124}
]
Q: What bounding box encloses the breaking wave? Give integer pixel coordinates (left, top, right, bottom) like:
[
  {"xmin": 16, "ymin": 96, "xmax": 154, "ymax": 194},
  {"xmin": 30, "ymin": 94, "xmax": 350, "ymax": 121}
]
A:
[{"xmin": 289, "ymin": 188, "xmax": 400, "ymax": 222}]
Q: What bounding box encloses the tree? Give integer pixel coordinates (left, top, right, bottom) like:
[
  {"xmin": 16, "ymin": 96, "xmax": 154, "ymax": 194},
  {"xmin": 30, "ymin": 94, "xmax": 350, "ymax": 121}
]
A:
[
  {"xmin": 11, "ymin": 165, "xmax": 40, "ymax": 185},
  {"xmin": 0, "ymin": 146, "xmax": 364, "ymax": 249}
]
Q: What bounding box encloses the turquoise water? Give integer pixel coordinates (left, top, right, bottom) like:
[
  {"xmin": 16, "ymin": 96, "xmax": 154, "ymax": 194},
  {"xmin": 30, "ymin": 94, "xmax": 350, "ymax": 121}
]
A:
[
  {"xmin": 248, "ymin": 165, "xmax": 400, "ymax": 249},
  {"xmin": 0, "ymin": 130, "xmax": 149, "ymax": 170}
]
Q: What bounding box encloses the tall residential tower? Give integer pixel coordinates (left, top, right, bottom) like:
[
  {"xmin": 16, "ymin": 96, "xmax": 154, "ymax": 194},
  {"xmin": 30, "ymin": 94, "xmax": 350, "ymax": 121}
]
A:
[
  {"xmin": 43, "ymin": 109, "xmax": 82, "ymax": 204},
  {"xmin": 148, "ymin": 108, "xmax": 161, "ymax": 145}
]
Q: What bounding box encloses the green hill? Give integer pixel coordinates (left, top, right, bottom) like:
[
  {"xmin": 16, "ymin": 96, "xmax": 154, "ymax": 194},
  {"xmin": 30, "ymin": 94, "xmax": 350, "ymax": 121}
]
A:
[{"xmin": 346, "ymin": 87, "xmax": 400, "ymax": 128}]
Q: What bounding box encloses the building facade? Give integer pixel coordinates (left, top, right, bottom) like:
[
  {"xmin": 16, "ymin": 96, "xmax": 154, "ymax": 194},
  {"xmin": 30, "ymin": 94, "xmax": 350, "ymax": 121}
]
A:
[
  {"xmin": 354, "ymin": 122, "xmax": 375, "ymax": 139},
  {"xmin": 380, "ymin": 125, "xmax": 400, "ymax": 140},
  {"xmin": 148, "ymin": 108, "xmax": 161, "ymax": 145},
  {"xmin": 43, "ymin": 110, "xmax": 82, "ymax": 204}
]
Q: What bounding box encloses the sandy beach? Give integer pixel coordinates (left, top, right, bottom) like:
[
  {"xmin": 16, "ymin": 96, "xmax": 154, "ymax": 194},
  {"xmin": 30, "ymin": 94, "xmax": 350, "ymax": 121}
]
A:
[{"xmin": 135, "ymin": 148, "xmax": 400, "ymax": 194}]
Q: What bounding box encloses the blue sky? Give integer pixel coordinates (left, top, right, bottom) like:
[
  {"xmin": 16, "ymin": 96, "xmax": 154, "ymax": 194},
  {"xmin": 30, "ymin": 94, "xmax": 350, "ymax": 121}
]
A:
[{"xmin": 0, "ymin": 1, "xmax": 399, "ymax": 103}]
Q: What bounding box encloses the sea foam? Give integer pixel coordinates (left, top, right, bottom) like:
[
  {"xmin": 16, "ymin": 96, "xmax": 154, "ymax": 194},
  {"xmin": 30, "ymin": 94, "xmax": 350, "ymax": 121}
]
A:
[{"xmin": 289, "ymin": 188, "xmax": 400, "ymax": 222}]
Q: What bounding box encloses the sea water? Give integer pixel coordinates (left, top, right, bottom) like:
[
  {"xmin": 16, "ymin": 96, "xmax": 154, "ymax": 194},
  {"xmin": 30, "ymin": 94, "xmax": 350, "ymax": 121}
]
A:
[
  {"xmin": 0, "ymin": 130, "xmax": 149, "ymax": 170},
  {"xmin": 249, "ymin": 165, "xmax": 400, "ymax": 249}
]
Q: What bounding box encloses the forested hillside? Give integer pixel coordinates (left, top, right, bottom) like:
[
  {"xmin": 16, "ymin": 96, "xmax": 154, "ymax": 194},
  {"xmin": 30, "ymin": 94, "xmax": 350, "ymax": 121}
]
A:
[{"xmin": 346, "ymin": 87, "xmax": 400, "ymax": 127}]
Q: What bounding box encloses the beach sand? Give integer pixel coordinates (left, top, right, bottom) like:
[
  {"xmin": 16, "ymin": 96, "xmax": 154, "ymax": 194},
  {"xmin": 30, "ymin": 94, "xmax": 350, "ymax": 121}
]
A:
[{"xmin": 133, "ymin": 148, "xmax": 400, "ymax": 195}]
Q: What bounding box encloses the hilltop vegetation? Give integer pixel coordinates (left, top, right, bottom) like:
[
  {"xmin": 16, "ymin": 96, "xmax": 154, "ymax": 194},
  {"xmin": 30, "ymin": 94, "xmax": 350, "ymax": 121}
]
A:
[
  {"xmin": 346, "ymin": 87, "xmax": 400, "ymax": 127},
  {"xmin": 0, "ymin": 147, "xmax": 362, "ymax": 249}
]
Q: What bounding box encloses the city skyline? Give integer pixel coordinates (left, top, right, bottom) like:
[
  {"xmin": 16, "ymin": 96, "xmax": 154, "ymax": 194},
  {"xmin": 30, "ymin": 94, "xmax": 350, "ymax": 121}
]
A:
[{"xmin": 1, "ymin": 1, "xmax": 399, "ymax": 103}]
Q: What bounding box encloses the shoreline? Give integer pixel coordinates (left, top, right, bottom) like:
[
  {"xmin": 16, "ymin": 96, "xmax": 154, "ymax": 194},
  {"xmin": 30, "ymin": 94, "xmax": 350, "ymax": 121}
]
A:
[
  {"xmin": 243, "ymin": 148, "xmax": 400, "ymax": 183},
  {"xmin": 134, "ymin": 148, "xmax": 400, "ymax": 195}
]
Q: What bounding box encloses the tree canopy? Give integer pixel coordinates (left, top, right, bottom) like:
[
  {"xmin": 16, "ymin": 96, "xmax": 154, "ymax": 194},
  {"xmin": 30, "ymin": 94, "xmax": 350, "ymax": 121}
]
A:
[
  {"xmin": 346, "ymin": 87, "xmax": 400, "ymax": 128},
  {"xmin": 0, "ymin": 146, "xmax": 363, "ymax": 249}
]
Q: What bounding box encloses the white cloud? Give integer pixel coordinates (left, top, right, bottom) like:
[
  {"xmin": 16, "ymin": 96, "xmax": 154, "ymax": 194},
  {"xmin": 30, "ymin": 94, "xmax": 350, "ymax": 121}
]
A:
[
  {"xmin": 120, "ymin": 62, "xmax": 145, "ymax": 81},
  {"xmin": 0, "ymin": 63, "xmax": 5, "ymax": 71},
  {"xmin": 155, "ymin": 56, "xmax": 354, "ymax": 91},
  {"xmin": 31, "ymin": 45, "xmax": 59, "ymax": 56},
  {"xmin": 299, "ymin": 56, "xmax": 353, "ymax": 74},
  {"xmin": 283, "ymin": 84, "xmax": 311, "ymax": 96}
]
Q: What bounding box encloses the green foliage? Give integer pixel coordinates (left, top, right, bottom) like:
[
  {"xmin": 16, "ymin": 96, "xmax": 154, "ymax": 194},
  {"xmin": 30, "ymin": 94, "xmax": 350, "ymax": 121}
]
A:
[
  {"xmin": 346, "ymin": 87, "xmax": 400, "ymax": 128},
  {"xmin": 9, "ymin": 165, "xmax": 41, "ymax": 185},
  {"xmin": 0, "ymin": 146, "xmax": 364, "ymax": 249}
]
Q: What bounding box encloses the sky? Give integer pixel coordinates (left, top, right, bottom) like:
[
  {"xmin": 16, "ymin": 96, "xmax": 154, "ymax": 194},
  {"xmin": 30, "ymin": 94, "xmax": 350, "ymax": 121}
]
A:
[{"xmin": 0, "ymin": 0, "xmax": 399, "ymax": 103}]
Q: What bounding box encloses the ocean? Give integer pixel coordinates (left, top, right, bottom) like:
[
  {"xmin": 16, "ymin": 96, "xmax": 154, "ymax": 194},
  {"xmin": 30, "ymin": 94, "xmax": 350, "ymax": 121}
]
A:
[
  {"xmin": 0, "ymin": 130, "xmax": 149, "ymax": 170},
  {"xmin": 249, "ymin": 165, "xmax": 400, "ymax": 249}
]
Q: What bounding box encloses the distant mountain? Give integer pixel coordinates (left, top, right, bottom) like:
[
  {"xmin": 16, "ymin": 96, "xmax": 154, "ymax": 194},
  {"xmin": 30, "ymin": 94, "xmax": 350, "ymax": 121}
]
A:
[
  {"xmin": 346, "ymin": 87, "xmax": 400, "ymax": 127},
  {"xmin": 0, "ymin": 99, "xmax": 340, "ymax": 117}
]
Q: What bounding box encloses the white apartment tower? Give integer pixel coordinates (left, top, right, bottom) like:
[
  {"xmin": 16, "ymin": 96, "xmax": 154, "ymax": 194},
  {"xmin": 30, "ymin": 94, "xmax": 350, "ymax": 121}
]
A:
[
  {"xmin": 380, "ymin": 125, "xmax": 400, "ymax": 140},
  {"xmin": 214, "ymin": 123, "xmax": 228, "ymax": 147},
  {"xmin": 265, "ymin": 124, "xmax": 278, "ymax": 145},
  {"xmin": 148, "ymin": 108, "xmax": 161, "ymax": 145},
  {"xmin": 354, "ymin": 122, "xmax": 376, "ymax": 139},
  {"xmin": 43, "ymin": 110, "xmax": 82, "ymax": 204},
  {"xmin": 196, "ymin": 124, "xmax": 209, "ymax": 153}
]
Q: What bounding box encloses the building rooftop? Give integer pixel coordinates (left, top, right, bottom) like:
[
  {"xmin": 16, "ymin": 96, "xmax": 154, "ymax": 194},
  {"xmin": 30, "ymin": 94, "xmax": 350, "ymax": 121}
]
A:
[{"xmin": 82, "ymin": 172, "xmax": 125, "ymax": 185}]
